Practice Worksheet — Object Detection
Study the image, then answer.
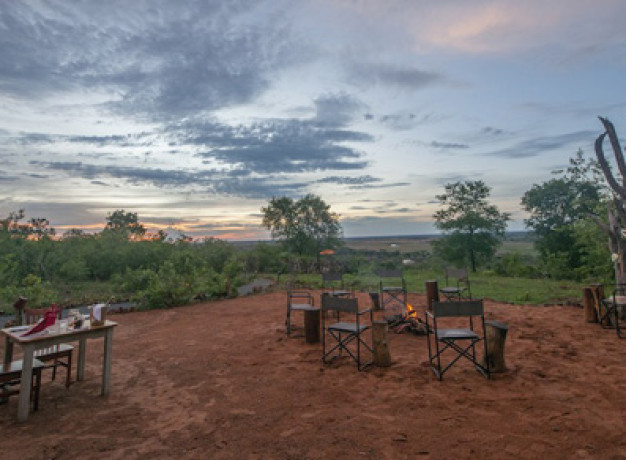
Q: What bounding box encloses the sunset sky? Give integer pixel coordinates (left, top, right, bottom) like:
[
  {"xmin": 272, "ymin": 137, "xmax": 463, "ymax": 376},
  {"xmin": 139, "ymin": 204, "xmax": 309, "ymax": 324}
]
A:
[{"xmin": 1, "ymin": 0, "xmax": 625, "ymax": 240}]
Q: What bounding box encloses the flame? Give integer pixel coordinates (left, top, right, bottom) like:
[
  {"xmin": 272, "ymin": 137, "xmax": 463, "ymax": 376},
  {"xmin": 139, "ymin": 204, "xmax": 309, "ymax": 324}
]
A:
[{"xmin": 405, "ymin": 303, "xmax": 417, "ymax": 318}]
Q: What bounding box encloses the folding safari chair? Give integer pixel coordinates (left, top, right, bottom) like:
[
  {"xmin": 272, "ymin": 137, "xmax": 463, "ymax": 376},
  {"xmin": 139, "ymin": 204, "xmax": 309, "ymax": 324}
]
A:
[
  {"xmin": 285, "ymin": 284, "xmax": 317, "ymax": 336},
  {"xmin": 321, "ymin": 295, "xmax": 373, "ymax": 371},
  {"xmin": 600, "ymin": 284, "xmax": 626, "ymax": 338},
  {"xmin": 426, "ymin": 300, "xmax": 490, "ymax": 380},
  {"xmin": 439, "ymin": 267, "xmax": 470, "ymax": 301},
  {"xmin": 378, "ymin": 270, "xmax": 407, "ymax": 313}
]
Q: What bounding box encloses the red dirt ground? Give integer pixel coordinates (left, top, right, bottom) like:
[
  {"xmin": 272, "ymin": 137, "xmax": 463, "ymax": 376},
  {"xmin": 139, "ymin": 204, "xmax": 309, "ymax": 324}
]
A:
[{"xmin": 1, "ymin": 291, "xmax": 625, "ymax": 459}]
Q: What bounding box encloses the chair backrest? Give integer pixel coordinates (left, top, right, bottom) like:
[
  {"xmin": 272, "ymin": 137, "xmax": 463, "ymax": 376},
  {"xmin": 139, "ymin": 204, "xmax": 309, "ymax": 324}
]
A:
[
  {"xmin": 378, "ymin": 269, "xmax": 403, "ymax": 280},
  {"xmin": 24, "ymin": 306, "xmax": 62, "ymax": 325},
  {"xmin": 445, "ymin": 267, "xmax": 468, "ymax": 281},
  {"xmin": 431, "ymin": 300, "xmax": 483, "ymax": 318},
  {"xmin": 321, "ymin": 295, "xmax": 358, "ymax": 313},
  {"xmin": 322, "ymin": 272, "xmax": 343, "ymax": 282}
]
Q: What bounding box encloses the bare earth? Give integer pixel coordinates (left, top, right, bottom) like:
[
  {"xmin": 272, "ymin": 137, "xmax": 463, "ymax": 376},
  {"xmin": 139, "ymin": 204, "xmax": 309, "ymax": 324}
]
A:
[{"xmin": 1, "ymin": 291, "xmax": 625, "ymax": 459}]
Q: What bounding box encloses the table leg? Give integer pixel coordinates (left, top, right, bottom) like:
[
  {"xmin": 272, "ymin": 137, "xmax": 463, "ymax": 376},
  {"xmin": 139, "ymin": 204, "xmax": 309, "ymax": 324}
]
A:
[
  {"xmin": 102, "ymin": 328, "xmax": 113, "ymax": 396},
  {"xmin": 77, "ymin": 338, "xmax": 87, "ymax": 381},
  {"xmin": 17, "ymin": 345, "xmax": 34, "ymax": 422}
]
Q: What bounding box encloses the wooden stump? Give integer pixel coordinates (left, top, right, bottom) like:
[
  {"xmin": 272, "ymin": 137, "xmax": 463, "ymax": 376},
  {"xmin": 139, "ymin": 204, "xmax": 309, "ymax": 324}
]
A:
[
  {"xmin": 304, "ymin": 308, "xmax": 320, "ymax": 344},
  {"xmin": 482, "ymin": 320, "xmax": 508, "ymax": 373},
  {"xmin": 590, "ymin": 284, "xmax": 609, "ymax": 326},
  {"xmin": 372, "ymin": 321, "xmax": 392, "ymax": 367},
  {"xmin": 582, "ymin": 287, "xmax": 598, "ymax": 323},
  {"xmin": 425, "ymin": 280, "xmax": 439, "ymax": 310}
]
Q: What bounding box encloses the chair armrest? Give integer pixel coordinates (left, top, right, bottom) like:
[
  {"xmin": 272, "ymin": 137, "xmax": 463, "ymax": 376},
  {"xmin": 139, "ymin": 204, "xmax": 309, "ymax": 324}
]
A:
[
  {"xmin": 290, "ymin": 290, "xmax": 313, "ymax": 297},
  {"xmin": 289, "ymin": 291, "xmax": 314, "ymax": 304},
  {"xmin": 357, "ymin": 308, "xmax": 373, "ymax": 316},
  {"xmin": 425, "ymin": 310, "xmax": 434, "ymax": 319}
]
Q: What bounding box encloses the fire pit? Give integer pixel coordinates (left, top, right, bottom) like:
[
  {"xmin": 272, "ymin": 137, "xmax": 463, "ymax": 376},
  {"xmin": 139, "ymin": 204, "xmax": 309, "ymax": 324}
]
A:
[{"xmin": 384, "ymin": 303, "xmax": 427, "ymax": 335}]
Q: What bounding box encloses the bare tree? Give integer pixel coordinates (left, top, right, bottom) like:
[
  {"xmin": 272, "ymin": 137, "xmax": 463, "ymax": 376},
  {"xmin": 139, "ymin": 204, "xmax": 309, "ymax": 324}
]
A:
[{"xmin": 595, "ymin": 117, "xmax": 626, "ymax": 284}]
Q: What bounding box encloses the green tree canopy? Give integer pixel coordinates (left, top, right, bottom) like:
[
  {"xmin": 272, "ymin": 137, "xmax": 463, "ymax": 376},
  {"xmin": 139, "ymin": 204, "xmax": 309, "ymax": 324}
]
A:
[
  {"xmin": 261, "ymin": 194, "xmax": 342, "ymax": 268},
  {"xmin": 104, "ymin": 210, "xmax": 146, "ymax": 240},
  {"xmin": 432, "ymin": 180, "xmax": 510, "ymax": 272},
  {"xmin": 521, "ymin": 150, "xmax": 605, "ymax": 236},
  {"xmin": 0, "ymin": 209, "xmax": 55, "ymax": 239},
  {"xmin": 521, "ymin": 150, "xmax": 609, "ymax": 279}
]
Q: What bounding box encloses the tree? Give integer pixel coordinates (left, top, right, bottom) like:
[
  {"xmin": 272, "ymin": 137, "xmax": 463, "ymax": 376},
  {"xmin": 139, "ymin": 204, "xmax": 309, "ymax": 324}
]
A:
[
  {"xmin": 104, "ymin": 210, "xmax": 146, "ymax": 240},
  {"xmin": 521, "ymin": 150, "xmax": 608, "ymax": 279},
  {"xmin": 432, "ymin": 180, "xmax": 510, "ymax": 272},
  {"xmin": 0, "ymin": 209, "xmax": 55, "ymax": 239},
  {"xmin": 261, "ymin": 194, "xmax": 342, "ymax": 270},
  {"xmin": 595, "ymin": 117, "xmax": 626, "ymax": 284}
]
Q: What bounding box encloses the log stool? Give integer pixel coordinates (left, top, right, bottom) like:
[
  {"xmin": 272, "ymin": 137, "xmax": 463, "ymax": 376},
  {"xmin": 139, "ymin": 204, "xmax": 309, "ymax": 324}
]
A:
[
  {"xmin": 304, "ymin": 307, "xmax": 320, "ymax": 344},
  {"xmin": 582, "ymin": 286, "xmax": 598, "ymax": 323},
  {"xmin": 482, "ymin": 320, "xmax": 508, "ymax": 373},
  {"xmin": 372, "ymin": 321, "xmax": 392, "ymax": 367},
  {"xmin": 425, "ymin": 280, "xmax": 439, "ymax": 310}
]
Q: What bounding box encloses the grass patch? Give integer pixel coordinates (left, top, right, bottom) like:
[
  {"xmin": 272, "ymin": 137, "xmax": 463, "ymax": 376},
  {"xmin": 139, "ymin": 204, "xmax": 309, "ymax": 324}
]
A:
[{"xmin": 275, "ymin": 268, "xmax": 585, "ymax": 305}]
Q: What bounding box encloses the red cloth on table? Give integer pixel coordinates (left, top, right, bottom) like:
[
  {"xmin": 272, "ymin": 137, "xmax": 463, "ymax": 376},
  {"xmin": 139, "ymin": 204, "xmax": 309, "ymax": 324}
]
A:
[{"xmin": 21, "ymin": 305, "xmax": 58, "ymax": 336}]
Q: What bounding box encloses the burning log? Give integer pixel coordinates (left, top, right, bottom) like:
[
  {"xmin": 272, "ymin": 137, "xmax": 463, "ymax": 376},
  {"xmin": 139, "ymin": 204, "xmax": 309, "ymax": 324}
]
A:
[{"xmin": 386, "ymin": 303, "xmax": 428, "ymax": 335}]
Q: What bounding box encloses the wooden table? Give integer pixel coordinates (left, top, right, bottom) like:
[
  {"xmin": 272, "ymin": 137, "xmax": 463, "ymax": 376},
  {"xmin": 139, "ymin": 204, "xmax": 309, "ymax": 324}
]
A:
[{"xmin": 1, "ymin": 320, "xmax": 117, "ymax": 422}]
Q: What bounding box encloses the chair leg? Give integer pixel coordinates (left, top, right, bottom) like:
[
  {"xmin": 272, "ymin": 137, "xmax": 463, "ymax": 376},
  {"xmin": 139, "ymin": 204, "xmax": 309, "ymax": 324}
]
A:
[
  {"xmin": 66, "ymin": 352, "xmax": 72, "ymax": 388},
  {"xmin": 52, "ymin": 358, "xmax": 58, "ymax": 381},
  {"xmin": 33, "ymin": 369, "xmax": 41, "ymax": 411}
]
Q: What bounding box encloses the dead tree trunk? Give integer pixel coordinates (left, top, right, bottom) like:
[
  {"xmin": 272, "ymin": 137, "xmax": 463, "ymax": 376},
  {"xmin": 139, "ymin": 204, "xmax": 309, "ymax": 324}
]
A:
[{"xmin": 595, "ymin": 117, "xmax": 626, "ymax": 284}]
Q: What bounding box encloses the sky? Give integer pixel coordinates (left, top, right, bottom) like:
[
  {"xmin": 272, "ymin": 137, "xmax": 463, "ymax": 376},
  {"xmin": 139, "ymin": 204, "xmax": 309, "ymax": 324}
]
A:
[{"xmin": 1, "ymin": 0, "xmax": 626, "ymax": 240}]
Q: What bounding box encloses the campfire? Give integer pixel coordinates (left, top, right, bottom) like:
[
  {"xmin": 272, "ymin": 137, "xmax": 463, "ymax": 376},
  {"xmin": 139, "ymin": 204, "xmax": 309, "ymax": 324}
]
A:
[{"xmin": 385, "ymin": 303, "xmax": 427, "ymax": 335}]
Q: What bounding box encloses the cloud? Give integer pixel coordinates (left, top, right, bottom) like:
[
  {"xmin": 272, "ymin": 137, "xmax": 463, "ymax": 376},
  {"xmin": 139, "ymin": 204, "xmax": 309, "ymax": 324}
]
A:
[
  {"xmin": 430, "ymin": 141, "xmax": 469, "ymax": 150},
  {"xmin": 374, "ymin": 207, "xmax": 413, "ymax": 214},
  {"xmin": 347, "ymin": 61, "xmax": 445, "ymax": 90},
  {"xmin": 484, "ymin": 130, "xmax": 596, "ymax": 158},
  {"xmin": 29, "ymin": 160, "xmax": 307, "ymax": 199},
  {"xmin": 481, "ymin": 127, "xmax": 505, "ymax": 136},
  {"xmin": 317, "ymin": 175, "xmax": 381, "ymax": 185},
  {"xmin": 314, "ymin": 92, "xmax": 365, "ymax": 126},
  {"xmin": 173, "ymin": 117, "xmax": 373, "ymax": 174},
  {"xmin": 349, "ymin": 182, "xmax": 411, "ymax": 190},
  {"xmin": 374, "ymin": 112, "xmax": 441, "ymax": 131},
  {"xmin": 0, "ymin": 1, "xmax": 303, "ymax": 120}
]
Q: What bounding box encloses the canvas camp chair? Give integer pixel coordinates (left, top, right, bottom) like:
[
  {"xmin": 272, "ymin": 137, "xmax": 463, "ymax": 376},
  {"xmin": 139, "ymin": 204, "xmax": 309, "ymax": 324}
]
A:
[
  {"xmin": 321, "ymin": 295, "xmax": 373, "ymax": 371},
  {"xmin": 426, "ymin": 300, "xmax": 490, "ymax": 380},
  {"xmin": 0, "ymin": 358, "xmax": 45, "ymax": 411},
  {"xmin": 378, "ymin": 270, "xmax": 407, "ymax": 314},
  {"xmin": 322, "ymin": 272, "xmax": 352, "ymax": 298},
  {"xmin": 600, "ymin": 284, "xmax": 626, "ymax": 338},
  {"xmin": 24, "ymin": 306, "xmax": 73, "ymax": 387},
  {"xmin": 285, "ymin": 284, "xmax": 317, "ymax": 336},
  {"xmin": 439, "ymin": 267, "xmax": 470, "ymax": 301}
]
